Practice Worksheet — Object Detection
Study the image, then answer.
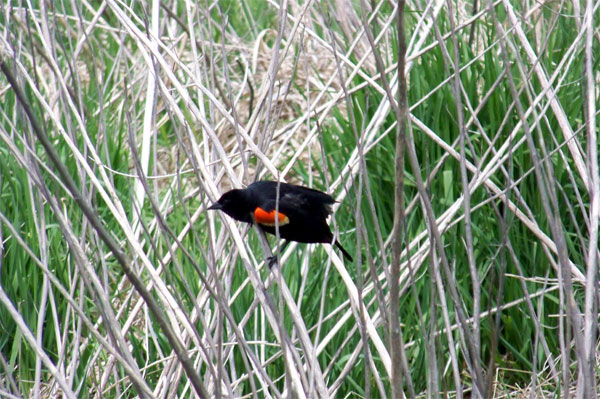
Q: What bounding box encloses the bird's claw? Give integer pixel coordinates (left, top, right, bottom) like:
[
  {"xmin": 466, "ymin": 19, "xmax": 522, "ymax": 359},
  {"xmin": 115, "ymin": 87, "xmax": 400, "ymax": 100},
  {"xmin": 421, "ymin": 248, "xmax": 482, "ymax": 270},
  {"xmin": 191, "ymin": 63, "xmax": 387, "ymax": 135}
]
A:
[{"xmin": 267, "ymin": 255, "xmax": 279, "ymax": 269}]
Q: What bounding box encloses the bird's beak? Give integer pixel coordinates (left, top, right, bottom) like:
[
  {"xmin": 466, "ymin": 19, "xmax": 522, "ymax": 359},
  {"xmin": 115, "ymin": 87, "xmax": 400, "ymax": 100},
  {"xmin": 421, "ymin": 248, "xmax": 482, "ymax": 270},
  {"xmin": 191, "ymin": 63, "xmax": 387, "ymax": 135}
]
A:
[{"xmin": 208, "ymin": 202, "xmax": 222, "ymax": 210}]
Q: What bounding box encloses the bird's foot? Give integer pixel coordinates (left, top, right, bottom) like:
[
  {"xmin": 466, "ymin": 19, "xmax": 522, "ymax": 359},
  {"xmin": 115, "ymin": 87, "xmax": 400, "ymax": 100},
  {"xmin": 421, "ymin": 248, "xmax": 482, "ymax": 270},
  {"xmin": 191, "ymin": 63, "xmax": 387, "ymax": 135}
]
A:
[{"xmin": 267, "ymin": 255, "xmax": 279, "ymax": 269}]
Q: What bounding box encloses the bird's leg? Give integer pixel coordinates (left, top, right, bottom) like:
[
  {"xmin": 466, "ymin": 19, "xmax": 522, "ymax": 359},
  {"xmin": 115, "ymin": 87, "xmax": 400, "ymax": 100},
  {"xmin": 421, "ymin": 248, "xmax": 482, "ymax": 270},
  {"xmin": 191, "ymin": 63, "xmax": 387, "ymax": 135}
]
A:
[{"xmin": 268, "ymin": 240, "xmax": 290, "ymax": 268}]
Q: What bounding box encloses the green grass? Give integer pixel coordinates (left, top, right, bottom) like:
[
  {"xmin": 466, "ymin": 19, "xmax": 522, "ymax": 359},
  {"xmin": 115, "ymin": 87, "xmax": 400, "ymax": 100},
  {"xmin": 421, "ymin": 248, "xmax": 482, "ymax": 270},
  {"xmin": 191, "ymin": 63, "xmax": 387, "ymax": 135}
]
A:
[{"xmin": 1, "ymin": 0, "xmax": 598, "ymax": 397}]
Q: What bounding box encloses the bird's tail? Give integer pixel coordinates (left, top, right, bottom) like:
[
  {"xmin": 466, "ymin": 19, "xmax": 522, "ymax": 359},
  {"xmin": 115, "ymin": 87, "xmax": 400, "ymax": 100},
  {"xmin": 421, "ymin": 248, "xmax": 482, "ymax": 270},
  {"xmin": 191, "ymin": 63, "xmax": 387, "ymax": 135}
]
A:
[{"xmin": 334, "ymin": 240, "xmax": 353, "ymax": 262}]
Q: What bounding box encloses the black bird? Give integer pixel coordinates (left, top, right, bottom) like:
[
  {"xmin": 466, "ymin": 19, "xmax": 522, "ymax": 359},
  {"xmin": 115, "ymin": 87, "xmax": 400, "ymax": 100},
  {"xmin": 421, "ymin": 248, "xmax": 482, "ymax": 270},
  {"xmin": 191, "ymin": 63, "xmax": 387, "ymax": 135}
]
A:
[{"xmin": 208, "ymin": 181, "xmax": 352, "ymax": 264}]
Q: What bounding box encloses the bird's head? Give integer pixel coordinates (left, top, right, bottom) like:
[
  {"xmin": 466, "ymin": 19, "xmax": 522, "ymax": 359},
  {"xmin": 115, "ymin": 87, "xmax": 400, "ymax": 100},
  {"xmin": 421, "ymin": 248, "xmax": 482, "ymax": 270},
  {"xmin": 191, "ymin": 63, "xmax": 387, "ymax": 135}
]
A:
[{"xmin": 208, "ymin": 189, "xmax": 253, "ymax": 223}]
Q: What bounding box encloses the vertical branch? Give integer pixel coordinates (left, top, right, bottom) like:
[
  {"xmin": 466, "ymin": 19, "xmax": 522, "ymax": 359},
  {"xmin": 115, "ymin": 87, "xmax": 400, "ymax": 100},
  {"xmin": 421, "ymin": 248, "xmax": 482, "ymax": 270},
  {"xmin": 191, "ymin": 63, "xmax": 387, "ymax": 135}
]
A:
[
  {"xmin": 391, "ymin": 1, "xmax": 408, "ymax": 398},
  {"xmin": 358, "ymin": 0, "xmax": 418, "ymax": 394},
  {"xmin": 359, "ymin": 0, "xmax": 414, "ymax": 395},
  {"xmin": 582, "ymin": 0, "xmax": 599, "ymax": 395},
  {"xmin": 443, "ymin": 0, "xmax": 482, "ymax": 393}
]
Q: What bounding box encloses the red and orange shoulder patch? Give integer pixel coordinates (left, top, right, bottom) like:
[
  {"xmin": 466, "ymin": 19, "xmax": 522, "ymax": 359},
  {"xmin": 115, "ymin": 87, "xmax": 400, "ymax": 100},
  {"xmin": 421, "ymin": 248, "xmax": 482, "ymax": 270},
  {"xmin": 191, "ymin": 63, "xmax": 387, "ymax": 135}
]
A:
[{"xmin": 254, "ymin": 207, "xmax": 290, "ymax": 227}]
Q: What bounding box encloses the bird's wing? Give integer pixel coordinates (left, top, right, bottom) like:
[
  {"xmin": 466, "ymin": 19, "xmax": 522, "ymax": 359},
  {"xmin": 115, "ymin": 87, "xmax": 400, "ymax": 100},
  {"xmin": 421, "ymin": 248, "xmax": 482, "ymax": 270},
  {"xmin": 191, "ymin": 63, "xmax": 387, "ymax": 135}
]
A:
[
  {"xmin": 281, "ymin": 189, "xmax": 333, "ymax": 219},
  {"xmin": 253, "ymin": 183, "xmax": 334, "ymax": 220}
]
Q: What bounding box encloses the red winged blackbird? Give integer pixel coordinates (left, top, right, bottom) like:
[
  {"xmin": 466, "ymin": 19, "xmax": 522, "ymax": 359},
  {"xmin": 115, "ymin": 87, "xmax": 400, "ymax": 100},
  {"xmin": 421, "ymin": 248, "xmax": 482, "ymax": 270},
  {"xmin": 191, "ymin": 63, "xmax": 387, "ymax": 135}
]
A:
[{"xmin": 208, "ymin": 181, "xmax": 352, "ymax": 263}]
